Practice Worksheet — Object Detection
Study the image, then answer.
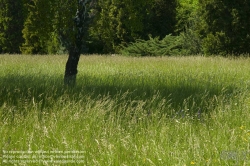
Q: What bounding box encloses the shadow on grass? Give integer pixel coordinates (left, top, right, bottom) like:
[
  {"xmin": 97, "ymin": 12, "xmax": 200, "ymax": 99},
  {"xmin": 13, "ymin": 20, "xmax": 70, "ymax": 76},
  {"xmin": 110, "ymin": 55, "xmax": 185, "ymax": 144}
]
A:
[{"xmin": 0, "ymin": 73, "xmax": 239, "ymax": 117}]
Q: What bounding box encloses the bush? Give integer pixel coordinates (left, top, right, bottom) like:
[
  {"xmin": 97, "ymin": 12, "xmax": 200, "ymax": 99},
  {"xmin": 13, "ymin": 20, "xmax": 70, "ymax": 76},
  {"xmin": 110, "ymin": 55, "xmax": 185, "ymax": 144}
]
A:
[{"xmin": 120, "ymin": 34, "xmax": 186, "ymax": 56}]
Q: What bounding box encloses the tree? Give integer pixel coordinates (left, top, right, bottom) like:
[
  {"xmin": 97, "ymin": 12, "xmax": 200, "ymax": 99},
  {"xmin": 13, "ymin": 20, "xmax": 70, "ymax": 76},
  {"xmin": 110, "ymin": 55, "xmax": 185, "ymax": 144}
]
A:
[
  {"xmin": 144, "ymin": 0, "xmax": 177, "ymax": 38},
  {"xmin": 175, "ymin": 0, "xmax": 202, "ymax": 55},
  {"xmin": 199, "ymin": 0, "xmax": 250, "ymax": 55},
  {"xmin": 20, "ymin": 0, "xmax": 55, "ymax": 54},
  {"xmin": 64, "ymin": 0, "xmax": 96, "ymax": 85},
  {"xmin": 88, "ymin": 0, "xmax": 177, "ymax": 53},
  {"xmin": 0, "ymin": 0, "xmax": 26, "ymax": 53},
  {"xmin": 88, "ymin": 0, "xmax": 144, "ymax": 53}
]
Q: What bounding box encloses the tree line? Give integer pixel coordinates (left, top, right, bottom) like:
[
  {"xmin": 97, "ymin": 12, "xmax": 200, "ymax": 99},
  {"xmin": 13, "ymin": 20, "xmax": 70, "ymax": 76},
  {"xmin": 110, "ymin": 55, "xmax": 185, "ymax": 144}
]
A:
[{"xmin": 0, "ymin": 0, "xmax": 250, "ymax": 56}]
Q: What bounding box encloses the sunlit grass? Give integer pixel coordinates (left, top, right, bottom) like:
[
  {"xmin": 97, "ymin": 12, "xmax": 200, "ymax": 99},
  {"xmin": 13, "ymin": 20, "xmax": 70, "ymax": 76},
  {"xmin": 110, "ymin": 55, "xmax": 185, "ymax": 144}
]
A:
[{"xmin": 1, "ymin": 55, "xmax": 250, "ymax": 165}]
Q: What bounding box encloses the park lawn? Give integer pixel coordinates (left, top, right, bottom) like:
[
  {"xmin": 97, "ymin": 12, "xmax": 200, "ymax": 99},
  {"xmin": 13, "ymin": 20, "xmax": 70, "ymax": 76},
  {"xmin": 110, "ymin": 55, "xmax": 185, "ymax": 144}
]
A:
[{"xmin": 1, "ymin": 55, "xmax": 250, "ymax": 165}]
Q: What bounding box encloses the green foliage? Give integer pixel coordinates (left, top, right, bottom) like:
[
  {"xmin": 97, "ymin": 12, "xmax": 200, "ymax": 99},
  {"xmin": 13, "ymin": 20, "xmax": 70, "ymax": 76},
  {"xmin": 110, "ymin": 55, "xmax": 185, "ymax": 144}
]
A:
[
  {"xmin": 54, "ymin": 0, "xmax": 95, "ymax": 55},
  {"xmin": 121, "ymin": 34, "xmax": 184, "ymax": 56},
  {"xmin": 20, "ymin": 0, "xmax": 55, "ymax": 54},
  {"xmin": 175, "ymin": 0, "xmax": 202, "ymax": 55},
  {"xmin": 46, "ymin": 32, "xmax": 63, "ymax": 54},
  {"xmin": 87, "ymin": 0, "xmax": 119, "ymax": 53},
  {"xmin": 176, "ymin": 0, "xmax": 199, "ymax": 33},
  {"xmin": 53, "ymin": 0, "xmax": 77, "ymax": 52},
  {"xmin": 202, "ymin": 32, "xmax": 227, "ymax": 55},
  {"xmin": 199, "ymin": 0, "xmax": 250, "ymax": 55},
  {"xmin": 88, "ymin": 0, "xmax": 177, "ymax": 53},
  {"xmin": 178, "ymin": 21, "xmax": 202, "ymax": 55},
  {"xmin": 146, "ymin": 0, "xmax": 177, "ymax": 37},
  {"xmin": 1, "ymin": 0, "xmax": 250, "ymax": 55},
  {"xmin": 0, "ymin": 0, "xmax": 26, "ymax": 53},
  {"xmin": 88, "ymin": 0, "xmax": 147, "ymax": 53}
]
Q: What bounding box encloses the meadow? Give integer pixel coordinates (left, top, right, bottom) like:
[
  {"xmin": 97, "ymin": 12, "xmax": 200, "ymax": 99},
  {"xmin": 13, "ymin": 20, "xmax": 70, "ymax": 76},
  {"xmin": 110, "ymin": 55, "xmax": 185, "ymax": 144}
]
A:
[{"xmin": 1, "ymin": 55, "xmax": 250, "ymax": 165}]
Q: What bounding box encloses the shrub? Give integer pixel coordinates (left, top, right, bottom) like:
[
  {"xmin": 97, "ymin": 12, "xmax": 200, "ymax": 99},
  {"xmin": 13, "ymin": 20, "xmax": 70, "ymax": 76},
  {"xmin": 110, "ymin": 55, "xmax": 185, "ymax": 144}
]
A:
[{"xmin": 120, "ymin": 34, "xmax": 185, "ymax": 56}]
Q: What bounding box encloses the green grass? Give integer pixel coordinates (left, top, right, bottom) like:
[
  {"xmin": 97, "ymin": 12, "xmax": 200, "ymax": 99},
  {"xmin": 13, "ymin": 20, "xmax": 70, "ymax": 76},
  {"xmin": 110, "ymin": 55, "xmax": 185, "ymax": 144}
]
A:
[{"xmin": 1, "ymin": 55, "xmax": 250, "ymax": 165}]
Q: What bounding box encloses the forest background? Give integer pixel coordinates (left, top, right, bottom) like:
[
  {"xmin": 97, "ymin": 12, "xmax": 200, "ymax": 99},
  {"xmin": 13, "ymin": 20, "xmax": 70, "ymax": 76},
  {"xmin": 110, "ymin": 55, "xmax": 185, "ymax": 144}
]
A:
[{"xmin": 0, "ymin": 0, "xmax": 250, "ymax": 56}]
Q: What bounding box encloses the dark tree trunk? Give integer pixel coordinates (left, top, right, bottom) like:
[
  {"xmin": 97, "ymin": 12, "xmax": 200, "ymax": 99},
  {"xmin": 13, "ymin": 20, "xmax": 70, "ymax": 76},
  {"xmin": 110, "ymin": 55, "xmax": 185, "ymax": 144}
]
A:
[{"xmin": 64, "ymin": 47, "xmax": 81, "ymax": 86}]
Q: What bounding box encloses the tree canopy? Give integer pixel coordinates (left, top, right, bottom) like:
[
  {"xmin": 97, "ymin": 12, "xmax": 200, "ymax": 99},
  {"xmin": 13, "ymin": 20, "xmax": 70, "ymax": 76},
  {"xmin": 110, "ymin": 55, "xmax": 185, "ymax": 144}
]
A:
[{"xmin": 0, "ymin": 0, "xmax": 250, "ymax": 56}]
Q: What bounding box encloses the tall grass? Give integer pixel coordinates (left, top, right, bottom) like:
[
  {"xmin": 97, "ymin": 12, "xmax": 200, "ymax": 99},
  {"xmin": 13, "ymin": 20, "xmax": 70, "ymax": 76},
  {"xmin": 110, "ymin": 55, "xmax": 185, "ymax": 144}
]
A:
[{"xmin": 1, "ymin": 55, "xmax": 250, "ymax": 165}]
